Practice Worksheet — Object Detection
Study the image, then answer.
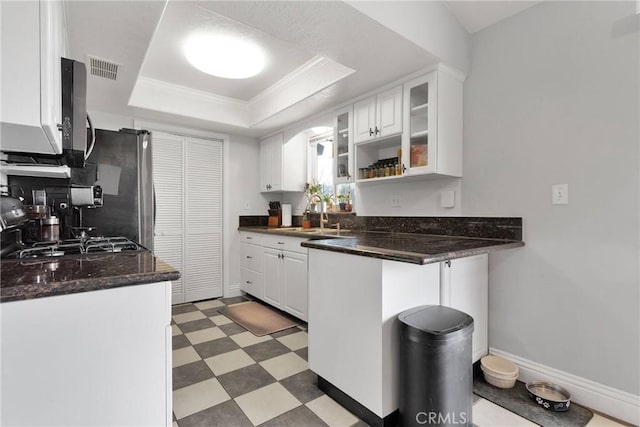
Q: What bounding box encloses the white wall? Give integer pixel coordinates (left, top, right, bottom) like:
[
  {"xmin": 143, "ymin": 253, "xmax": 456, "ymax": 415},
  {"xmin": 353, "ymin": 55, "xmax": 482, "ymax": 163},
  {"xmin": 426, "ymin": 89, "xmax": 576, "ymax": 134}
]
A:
[
  {"xmin": 89, "ymin": 111, "xmax": 134, "ymax": 131},
  {"xmin": 224, "ymin": 134, "xmax": 268, "ymax": 296},
  {"xmin": 356, "ymin": 177, "xmax": 462, "ymax": 216},
  {"xmin": 462, "ymin": 0, "xmax": 639, "ymax": 398},
  {"xmin": 347, "ymin": 1, "xmax": 470, "ymax": 75}
]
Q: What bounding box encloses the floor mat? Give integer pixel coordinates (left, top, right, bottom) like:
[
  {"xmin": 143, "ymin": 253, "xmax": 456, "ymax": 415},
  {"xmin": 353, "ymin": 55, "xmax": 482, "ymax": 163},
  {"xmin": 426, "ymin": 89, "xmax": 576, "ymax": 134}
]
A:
[
  {"xmin": 218, "ymin": 301, "xmax": 299, "ymax": 336},
  {"xmin": 474, "ymin": 378, "xmax": 593, "ymax": 426}
]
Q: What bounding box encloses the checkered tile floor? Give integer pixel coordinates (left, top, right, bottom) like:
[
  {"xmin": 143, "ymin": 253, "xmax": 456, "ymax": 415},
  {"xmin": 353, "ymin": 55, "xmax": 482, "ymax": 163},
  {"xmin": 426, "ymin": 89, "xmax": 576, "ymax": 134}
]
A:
[
  {"xmin": 171, "ymin": 296, "xmax": 366, "ymax": 427},
  {"xmin": 171, "ymin": 297, "xmax": 625, "ymax": 427}
]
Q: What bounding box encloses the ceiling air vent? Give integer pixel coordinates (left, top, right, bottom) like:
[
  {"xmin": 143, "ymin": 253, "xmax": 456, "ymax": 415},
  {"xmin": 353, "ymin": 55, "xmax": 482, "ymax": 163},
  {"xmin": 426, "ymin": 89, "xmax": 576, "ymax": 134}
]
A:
[{"xmin": 88, "ymin": 56, "xmax": 120, "ymax": 81}]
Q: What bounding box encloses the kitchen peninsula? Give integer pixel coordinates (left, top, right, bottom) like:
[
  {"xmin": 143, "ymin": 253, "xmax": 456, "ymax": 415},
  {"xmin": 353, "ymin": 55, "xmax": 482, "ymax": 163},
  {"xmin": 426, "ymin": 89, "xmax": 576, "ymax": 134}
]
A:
[
  {"xmin": 0, "ymin": 251, "xmax": 180, "ymax": 426},
  {"xmin": 240, "ymin": 215, "xmax": 523, "ymax": 426}
]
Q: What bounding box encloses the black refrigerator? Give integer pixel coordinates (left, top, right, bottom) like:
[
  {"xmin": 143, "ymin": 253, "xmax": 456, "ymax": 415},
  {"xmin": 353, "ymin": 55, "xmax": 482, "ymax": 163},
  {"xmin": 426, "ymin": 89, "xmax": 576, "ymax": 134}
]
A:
[{"xmin": 74, "ymin": 128, "xmax": 154, "ymax": 250}]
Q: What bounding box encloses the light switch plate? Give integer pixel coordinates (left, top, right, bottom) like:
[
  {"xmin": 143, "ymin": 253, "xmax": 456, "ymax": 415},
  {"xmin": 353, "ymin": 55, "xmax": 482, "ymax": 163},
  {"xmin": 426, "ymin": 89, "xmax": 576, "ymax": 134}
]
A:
[
  {"xmin": 551, "ymin": 184, "xmax": 568, "ymax": 205},
  {"xmin": 440, "ymin": 190, "xmax": 455, "ymax": 208}
]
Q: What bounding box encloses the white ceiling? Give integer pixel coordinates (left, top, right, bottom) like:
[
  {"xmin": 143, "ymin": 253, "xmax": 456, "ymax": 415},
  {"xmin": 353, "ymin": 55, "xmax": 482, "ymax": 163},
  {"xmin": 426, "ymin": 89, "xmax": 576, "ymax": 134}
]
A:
[{"xmin": 65, "ymin": 1, "xmax": 540, "ymax": 138}]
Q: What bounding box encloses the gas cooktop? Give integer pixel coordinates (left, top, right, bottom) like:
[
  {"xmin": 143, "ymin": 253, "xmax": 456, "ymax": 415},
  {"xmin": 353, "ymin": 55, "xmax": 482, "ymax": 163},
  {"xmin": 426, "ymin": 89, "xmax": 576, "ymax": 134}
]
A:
[{"xmin": 5, "ymin": 237, "xmax": 145, "ymax": 259}]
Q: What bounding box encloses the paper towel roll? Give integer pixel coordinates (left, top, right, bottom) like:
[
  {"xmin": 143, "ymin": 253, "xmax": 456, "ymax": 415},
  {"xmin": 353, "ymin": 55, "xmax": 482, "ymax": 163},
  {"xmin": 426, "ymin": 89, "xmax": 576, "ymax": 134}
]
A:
[{"xmin": 281, "ymin": 204, "xmax": 292, "ymax": 227}]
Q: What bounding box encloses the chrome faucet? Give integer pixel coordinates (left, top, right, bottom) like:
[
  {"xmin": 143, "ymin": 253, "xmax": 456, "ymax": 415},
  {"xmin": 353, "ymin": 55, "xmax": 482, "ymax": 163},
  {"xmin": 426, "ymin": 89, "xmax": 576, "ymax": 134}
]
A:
[{"xmin": 320, "ymin": 212, "xmax": 328, "ymax": 229}]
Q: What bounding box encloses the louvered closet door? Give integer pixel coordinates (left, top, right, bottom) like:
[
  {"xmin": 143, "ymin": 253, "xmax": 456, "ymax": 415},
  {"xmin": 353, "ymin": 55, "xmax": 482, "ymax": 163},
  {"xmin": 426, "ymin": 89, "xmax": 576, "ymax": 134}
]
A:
[
  {"xmin": 185, "ymin": 137, "xmax": 223, "ymax": 301},
  {"xmin": 152, "ymin": 132, "xmax": 185, "ymax": 304}
]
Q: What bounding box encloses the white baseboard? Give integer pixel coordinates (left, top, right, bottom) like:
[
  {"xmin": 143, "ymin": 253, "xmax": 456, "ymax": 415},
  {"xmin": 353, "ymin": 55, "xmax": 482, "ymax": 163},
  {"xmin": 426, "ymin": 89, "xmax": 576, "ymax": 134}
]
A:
[
  {"xmin": 223, "ymin": 284, "xmax": 242, "ymax": 298},
  {"xmin": 489, "ymin": 348, "xmax": 640, "ymax": 425}
]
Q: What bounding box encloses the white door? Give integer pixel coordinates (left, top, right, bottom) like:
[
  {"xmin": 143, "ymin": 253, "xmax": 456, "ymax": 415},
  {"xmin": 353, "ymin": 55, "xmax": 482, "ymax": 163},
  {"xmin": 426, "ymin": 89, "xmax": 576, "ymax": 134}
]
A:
[
  {"xmin": 152, "ymin": 131, "xmax": 224, "ymax": 304},
  {"xmin": 283, "ymin": 251, "xmax": 308, "ymax": 321},
  {"xmin": 152, "ymin": 132, "xmax": 185, "ymax": 304},
  {"xmin": 185, "ymin": 137, "xmax": 223, "ymax": 301}
]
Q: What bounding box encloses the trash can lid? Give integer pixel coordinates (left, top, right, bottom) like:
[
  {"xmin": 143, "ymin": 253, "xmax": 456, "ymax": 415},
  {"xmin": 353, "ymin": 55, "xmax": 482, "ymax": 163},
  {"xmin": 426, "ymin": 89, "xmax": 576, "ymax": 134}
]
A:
[{"xmin": 399, "ymin": 305, "xmax": 473, "ymax": 337}]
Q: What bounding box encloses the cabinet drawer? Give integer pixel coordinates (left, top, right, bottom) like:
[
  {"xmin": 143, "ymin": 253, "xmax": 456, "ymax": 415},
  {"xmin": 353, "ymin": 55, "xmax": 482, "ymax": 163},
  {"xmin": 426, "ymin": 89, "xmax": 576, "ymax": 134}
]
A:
[
  {"xmin": 241, "ymin": 243, "xmax": 263, "ymax": 273},
  {"xmin": 240, "ymin": 268, "xmax": 263, "ymax": 299},
  {"xmin": 239, "ymin": 232, "xmax": 263, "ymax": 245},
  {"xmin": 261, "ymin": 234, "xmax": 308, "ymax": 254}
]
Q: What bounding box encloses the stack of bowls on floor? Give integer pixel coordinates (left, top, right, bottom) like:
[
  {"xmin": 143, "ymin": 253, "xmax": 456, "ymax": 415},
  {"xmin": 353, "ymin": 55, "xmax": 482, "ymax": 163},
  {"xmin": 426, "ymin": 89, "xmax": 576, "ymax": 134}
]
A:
[{"xmin": 481, "ymin": 355, "xmax": 519, "ymax": 388}]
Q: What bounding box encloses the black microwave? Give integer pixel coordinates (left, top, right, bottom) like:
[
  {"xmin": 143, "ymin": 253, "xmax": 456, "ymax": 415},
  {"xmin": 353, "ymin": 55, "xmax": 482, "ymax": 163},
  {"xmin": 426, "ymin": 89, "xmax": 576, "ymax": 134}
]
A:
[{"xmin": 61, "ymin": 57, "xmax": 88, "ymax": 168}]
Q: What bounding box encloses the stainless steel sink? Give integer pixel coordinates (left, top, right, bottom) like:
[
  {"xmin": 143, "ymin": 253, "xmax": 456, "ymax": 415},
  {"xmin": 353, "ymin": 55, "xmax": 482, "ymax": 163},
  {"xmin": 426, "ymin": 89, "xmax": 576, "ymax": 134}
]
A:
[{"xmin": 275, "ymin": 227, "xmax": 348, "ymax": 234}]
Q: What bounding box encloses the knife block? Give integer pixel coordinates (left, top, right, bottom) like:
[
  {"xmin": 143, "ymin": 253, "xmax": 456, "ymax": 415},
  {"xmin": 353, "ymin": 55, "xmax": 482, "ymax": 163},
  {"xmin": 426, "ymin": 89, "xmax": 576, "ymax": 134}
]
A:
[{"xmin": 268, "ymin": 209, "xmax": 282, "ymax": 228}]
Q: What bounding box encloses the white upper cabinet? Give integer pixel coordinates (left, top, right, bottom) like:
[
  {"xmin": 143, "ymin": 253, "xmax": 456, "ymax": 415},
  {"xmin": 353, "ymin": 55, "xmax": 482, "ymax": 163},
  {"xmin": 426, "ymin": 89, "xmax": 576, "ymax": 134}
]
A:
[
  {"xmin": 260, "ymin": 132, "xmax": 306, "ymax": 193},
  {"xmin": 260, "ymin": 133, "xmax": 283, "ymax": 192},
  {"xmin": 402, "ymin": 67, "xmax": 464, "ymax": 177},
  {"xmin": 0, "ymin": 0, "xmax": 67, "ymax": 154},
  {"xmin": 353, "ymin": 86, "xmax": 403, "ymax": 144},
  {"xmin": 334, "ymin": 106, "xmax": 353, "ymax": 184}
]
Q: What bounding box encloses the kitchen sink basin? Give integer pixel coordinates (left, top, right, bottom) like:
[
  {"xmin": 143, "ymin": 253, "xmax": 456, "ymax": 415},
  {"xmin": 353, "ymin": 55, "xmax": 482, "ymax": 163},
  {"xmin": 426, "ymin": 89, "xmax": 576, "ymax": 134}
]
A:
[
  {"xmin": 278, "ymin": 227, "xmax": 345, "ymax": 234},
  {"xmin": 270, "ymin": 227, "xmax": 350, "ymax": 235}
]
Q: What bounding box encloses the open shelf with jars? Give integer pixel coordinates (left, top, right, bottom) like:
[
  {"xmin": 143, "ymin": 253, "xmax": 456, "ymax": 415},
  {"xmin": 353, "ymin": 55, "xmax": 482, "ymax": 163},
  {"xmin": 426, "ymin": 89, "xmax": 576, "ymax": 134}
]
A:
[{"xmin": 354, "ymin": 135, "xmax": 404, "ymax": 183}]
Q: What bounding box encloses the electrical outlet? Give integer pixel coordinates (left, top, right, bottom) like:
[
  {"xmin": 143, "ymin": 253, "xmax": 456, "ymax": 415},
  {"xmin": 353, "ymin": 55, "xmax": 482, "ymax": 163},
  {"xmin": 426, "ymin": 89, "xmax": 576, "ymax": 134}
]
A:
[
  {"xmin": 551, "ymin": 184, "xmax": 568, "ymax": 205},
  {"xmin": 243, "ymin": 200, "xmax": 251, "ymax": 210},
  {"xmin": 391, "ymin": 195, "xmax": 402, "ymax": 208}
]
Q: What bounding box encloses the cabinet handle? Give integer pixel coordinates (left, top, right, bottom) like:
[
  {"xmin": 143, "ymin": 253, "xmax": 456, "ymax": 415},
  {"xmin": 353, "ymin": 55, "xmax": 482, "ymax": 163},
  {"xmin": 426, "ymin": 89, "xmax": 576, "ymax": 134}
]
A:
[
  {"xmin": 402, "ymin": 163, "xmax": 407, "ymax": 173},
  {"xmin": 374, "ymin": 126, "xmax": 380, "ymax": 135},
  {"xmin": 246, "ymin": 236, "xmax": 252, "ymax": 240},
  {"xmin": 369, "ymin": 128, "xmax": 374, "ymax": 136},
  {"xmin": 246, "ymin": 280, "xmax": 252, "ymax": 284},
  {"xmin": 277, "ymin": 241, "xmax": 284, "ymax": 245},
  {"xmin": 444, "ymin": 260, "xmax": 452, "ymax": 268},
  {"xmin": 246, "ymin": 256, "xmax": 252, "ymax": 259}
]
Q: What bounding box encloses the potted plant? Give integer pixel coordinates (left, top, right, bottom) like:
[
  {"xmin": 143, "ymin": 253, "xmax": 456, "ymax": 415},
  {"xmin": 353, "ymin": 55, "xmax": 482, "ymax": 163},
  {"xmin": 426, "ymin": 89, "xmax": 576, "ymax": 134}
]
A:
[
  {"xmin": 321, "ymin": 192, "xmax": 333, "ymax": 213},
  {"xmin": 302, "ymin": 210, "xmax": 312, "ymax": 228},
  {"xmin": 337, "ymin": 194, "xmax": 349, "ymax": 211},
  {"xmin": 305, "ymin": 181, "xmax": 322, "ymax": 213}
]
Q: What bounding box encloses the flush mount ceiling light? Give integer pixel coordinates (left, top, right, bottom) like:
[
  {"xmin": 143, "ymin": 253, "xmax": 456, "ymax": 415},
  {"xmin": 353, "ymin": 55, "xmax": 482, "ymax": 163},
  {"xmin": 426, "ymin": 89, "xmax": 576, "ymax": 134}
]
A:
[{"xmin": 184, "ymin": 33, "xmax": 266, "ymax": 79}]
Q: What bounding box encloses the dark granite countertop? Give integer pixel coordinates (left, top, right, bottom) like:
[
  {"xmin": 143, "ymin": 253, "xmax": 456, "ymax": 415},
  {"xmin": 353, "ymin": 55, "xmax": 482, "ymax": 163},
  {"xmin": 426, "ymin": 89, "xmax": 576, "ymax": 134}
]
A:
[
  {"xmin": 238, "ymin": 225, "xmax": 524, "ymax": 265},
  {"xmin": 1, "ymin": 251, "xmax": 180, "ymax": 303},
  {"xmin": 300, "ymin": 232, "xmax": 524, "ymax": 265},
  {"xmin": 238, "ymin": 226, "xmax": 356, "ymax": 239}
]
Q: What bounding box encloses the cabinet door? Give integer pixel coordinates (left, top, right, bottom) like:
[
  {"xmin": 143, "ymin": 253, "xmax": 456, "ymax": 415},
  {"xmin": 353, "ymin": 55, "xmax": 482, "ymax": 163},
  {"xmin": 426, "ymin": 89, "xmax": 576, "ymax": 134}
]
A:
[
  {"xmin": 259, "ymin": 133, "xmax": 283, "ymax": 192},
  {"xmin": 353, "ymin": 96, "xmax": 376, "ymax": 143},
  {"xmin": 334, "ymin": 106, "xmax": 353, "ymax": 184},
  {"xmin": 403, "ymin": 73, "xmax": 436, "ymax": 176},
  {"xmin": 282, "ymin": 250, "xmax": 308, "ymax": 321},
  {"xmin": 376, "ymin": 86, "xmax": 403, "ymax": 139},
  {"xmin": 241, "ymin": 242, "xmax": 263, "ymax": 273},
  {"xmin": 263, "ymin": 248, "xmax": 283, "ymax": 308},
  {"xmin": 440, "ymin": 254, "xmax": 488, "ymax": 363},
  {"xmin": 40, "ymin": 0, "xmax": 65, "ymax": 151},
  {"xmin": 0, "ymin": 1, "xmax": 62, "ymax": 155},
  {"xmin": 240, "ymin": 267, "xmax": 263, "ymax": 299}
]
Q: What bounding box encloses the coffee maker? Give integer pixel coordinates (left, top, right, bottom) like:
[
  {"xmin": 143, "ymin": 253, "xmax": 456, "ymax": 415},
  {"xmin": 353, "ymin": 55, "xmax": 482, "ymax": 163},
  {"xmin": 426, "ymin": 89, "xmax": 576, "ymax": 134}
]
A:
[{"xmin": 69, "ymin": 185, "xmax": 103, "ymax": 239}]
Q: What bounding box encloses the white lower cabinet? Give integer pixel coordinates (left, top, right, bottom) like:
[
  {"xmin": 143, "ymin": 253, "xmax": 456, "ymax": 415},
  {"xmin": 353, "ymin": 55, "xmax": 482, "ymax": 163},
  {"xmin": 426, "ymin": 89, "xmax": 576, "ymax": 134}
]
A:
[
  {"xmin": 282, "ymin": 250, "xmax": 308, "ymax": 320},
  {"xmin": 308, "ymin": 248, "xmax": 489, "ymax": 419},
  {"xmin": 1, "ymin": 282, "xmax": 172, "ymax": 426},
  {"xmin": 240, "ymin": 240, "xmax": 264, "ymax": 299},
  {"xmin": 440, "ymin": 254, "xmax": 489, "ymax": 362},
  {"xmin": 239, "ymin": 232, "xmax": 308, "ymax": 321}
]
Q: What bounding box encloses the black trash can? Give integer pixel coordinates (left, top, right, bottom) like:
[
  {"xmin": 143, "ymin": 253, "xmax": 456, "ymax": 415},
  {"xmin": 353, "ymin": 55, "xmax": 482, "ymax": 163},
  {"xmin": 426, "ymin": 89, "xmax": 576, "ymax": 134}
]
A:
[{"xmin": 398, "ymin": 305, "xmax": 474, "ymax": 427}]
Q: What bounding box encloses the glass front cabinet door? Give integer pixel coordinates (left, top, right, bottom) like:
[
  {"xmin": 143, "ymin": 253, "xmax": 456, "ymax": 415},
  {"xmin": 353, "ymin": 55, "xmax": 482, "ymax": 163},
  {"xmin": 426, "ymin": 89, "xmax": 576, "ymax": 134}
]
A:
[
  {"xmin": 401, "ymin": 67, "xmax": 463, "ymax": 178},
  {"xmin": 334, "ymin": 106, "xmax": 353, "ymax": 184}
]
